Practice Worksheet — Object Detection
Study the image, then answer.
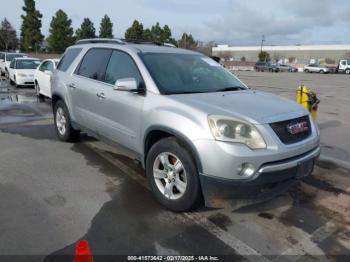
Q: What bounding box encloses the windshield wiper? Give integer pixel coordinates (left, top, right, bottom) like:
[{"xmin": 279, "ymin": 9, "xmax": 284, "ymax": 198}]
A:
[
  {"xmin": 168, "ymin": 90, "xmax": 208, "ymax": 95},
  {"xmin": 215, "ymin": 86, "xmax": 245, "ymax": 92}
]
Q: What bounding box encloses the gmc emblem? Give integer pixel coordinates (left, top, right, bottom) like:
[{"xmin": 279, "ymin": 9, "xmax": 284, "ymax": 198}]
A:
[{"xmin": 287, "ymin": 121, "xmax": 309, "ymax": 135}]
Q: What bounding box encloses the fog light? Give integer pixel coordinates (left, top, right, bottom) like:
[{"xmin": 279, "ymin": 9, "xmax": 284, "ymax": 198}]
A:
[{"xmin": 238, "ymin": 163, "xmax": 255, "ymax": 177}]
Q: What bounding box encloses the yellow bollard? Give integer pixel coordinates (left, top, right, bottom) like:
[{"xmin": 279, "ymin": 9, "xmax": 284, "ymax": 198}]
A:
[{"xmin": 297, "ymin": 85, "xmax": 319, "ymax": 120}]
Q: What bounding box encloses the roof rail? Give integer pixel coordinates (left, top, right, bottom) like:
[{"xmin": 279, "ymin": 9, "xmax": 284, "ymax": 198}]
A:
[
  {"xmin": 75, "ymin": 38, "xmax": 178, "ymax": 48},
  {"xmin": 75, "ymin": 38, "xmax": 125, "ymax": 45},
  {"xmin": 122, "ymin": 39, "xmax": 177, "ymax": 47}
]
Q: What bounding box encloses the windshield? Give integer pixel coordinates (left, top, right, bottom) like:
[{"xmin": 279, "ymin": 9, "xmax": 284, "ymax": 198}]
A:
[
  {"xmin": 6, "ymin": 54, "xmax": 25, "ymax": 62},
  {"xmin": 16, "ymin": 60, "xmax": 40, "ymax": 69},
  {"xmin": 140, "ymin": 53, "xmax": 247, "ymax": 94}
]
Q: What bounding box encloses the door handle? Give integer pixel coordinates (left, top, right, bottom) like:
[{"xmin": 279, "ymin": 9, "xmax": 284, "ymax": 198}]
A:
[
  {"xmin": 96, "ymin": 92, "xmax": 106, "ymax": 99},
  {"xmin": 68, "ymin": 83, "xmax": 76, "ymax": 88}
]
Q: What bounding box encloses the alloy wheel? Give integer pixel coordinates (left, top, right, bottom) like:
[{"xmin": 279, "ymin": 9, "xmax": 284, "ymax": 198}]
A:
[
  {"xmin": 153, "ymin": 152, "xmax": 187, "ymax": 200},
  {"xmin": 56, "ymin": 107, "xmax": 67, "ymax": 136}
]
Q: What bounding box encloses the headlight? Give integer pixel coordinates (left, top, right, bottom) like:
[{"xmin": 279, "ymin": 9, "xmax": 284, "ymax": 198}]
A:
[
  {"xmin": 18, "ymin": 73, "xmax": 27, "ymax": 77},
  {"xmin": 208, "ymin": 115, "xmax": 266, "ymax": 149}
]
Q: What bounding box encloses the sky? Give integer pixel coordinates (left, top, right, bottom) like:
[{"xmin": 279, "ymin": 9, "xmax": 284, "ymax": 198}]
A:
[{"xmin": 1, "ymin": 0, "xmax": 350, "ymax": 46}]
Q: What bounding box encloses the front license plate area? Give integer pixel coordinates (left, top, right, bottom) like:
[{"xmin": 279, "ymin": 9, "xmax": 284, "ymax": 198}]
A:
[{"xmin": 296, "ymin": 158, "xmax": 314, "ymax": 178}]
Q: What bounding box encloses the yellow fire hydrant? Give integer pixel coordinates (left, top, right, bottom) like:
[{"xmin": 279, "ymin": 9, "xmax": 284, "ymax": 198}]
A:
[{"xmin": 297, "ymin": 85, "xmax": 320, "ymax": 120}]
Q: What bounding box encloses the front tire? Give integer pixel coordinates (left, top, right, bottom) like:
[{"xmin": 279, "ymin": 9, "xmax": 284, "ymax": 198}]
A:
[
  {"xmin": 146, "ymin": 137, "xmax": 202, "ymax": 212},
  {"xmin": 345, "ymin": 69, "xmax": 350, "ymax": 75},
  {"xmin": 54, "ymin": 100, "xmax": 80, "ymax": 142},
  {"xmin": 14, "ymin": 76, "xmax": 19, "ymax": 88},
  {"xmin": 35, "ymin": 81, "xmax": 44, "ymax": 98}
]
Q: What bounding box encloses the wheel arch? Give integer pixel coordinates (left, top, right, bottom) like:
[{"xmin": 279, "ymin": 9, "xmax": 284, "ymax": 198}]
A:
[
  {"xmin": 143, "ymin": 126, "xmax": 203, "ymax": 174},
  {"xmin": 51, "ymin": 93, "xmax": 64, "ymax": 110}
]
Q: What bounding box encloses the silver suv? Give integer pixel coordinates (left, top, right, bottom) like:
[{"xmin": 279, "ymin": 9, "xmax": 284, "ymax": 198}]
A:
[{"xmin": 52, "ymin": 39, "xmax": 320, "ymax": 211}]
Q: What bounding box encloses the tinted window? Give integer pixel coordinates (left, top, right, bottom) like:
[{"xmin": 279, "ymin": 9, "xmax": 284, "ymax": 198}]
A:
[
  {"xmin": 0, "ymin": 53, "xmax": 4, "ymax": 60},
  {"xmin": 57, "ymin": 48, "xmax": 82, "ymax": 72},
  {"xmin": 104, "ymin": 50, "xmax": 142, "ymax": 85},
  {"xmin": 141, "ymin": 53, "xmax": 246, "ymax": 94},
  {"xmin": 77, "ymin": 48, "xmax": 112, "ymax": 81},
  {"xmin": 16, "ymin": 60, "xmax": 40, "ymax": 69},
  {"xmin": 6, "ymin": 54, "xmax": 25, "ymax": 62}
]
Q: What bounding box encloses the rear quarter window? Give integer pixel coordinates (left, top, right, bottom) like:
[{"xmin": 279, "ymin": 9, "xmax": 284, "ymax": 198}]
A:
[{"xmin": 57, "ymin": 48, "xmax": 82, "ymax": 72}]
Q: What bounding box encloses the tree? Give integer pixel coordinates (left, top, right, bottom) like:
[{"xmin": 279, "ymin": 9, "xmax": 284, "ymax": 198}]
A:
[
  {"xmin": 99, "ymin": 14, "xmax": 113, "ymax": 38},
  {"xmin": 21, "ymin": 0, "xmax": 44, "ymax": 51},
  {"xmin": 46, "ymin": 10, "xmax": 75, "ymax": 53},
  {"xmin": 217, "ymin": 51, "xmax": 232, "ymax": 62},
  {"xmin": 76, "ymin": 18, "xmax": 96, "ymax": 40},
  {"xmin": 325, "ymin": 58, "xmax": 336, "ymax": 64},
  {"xmin": 258, "ymin": 51, "xmax": 270, "ymax": 62},
  {"xmin": 196, "ymin": 41, "xmax": 217, "ymax": 56},
  {"xmin": 178, "ymin": 33, "xmax": 197, "ymax": 50},
  {"xmin": 125, "ymin": 20, "xmax": 144, "ymax": 40},
  {"xmin": 142, "ymin": 28, "xmax": 152, "ymax": 41},
  {"xmin": 0, "ymin": 18, "xmax": 18, "ymax": 51},
  {"xmin": 288, "ymin": 56, "xmax": 296, "ymax": 63}
]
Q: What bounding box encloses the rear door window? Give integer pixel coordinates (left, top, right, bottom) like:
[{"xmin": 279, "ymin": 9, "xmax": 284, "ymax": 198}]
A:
[
  {"xmin": 76, "ymin": 48, "xmax": 112, "ymax": 81},
  {"xmin": 57, "ymin": 48, "xmax": 82, "ymax": 72}
]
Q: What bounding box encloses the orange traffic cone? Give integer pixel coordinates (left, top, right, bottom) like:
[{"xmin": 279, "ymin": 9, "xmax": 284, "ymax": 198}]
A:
[{"xmin": 74, "ymin": 240, "xmax": 93, "ymax": 262}]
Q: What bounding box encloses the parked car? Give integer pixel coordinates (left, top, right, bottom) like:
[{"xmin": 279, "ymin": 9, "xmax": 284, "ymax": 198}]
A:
[
  {"xmin": 303, "ymin": 64, "xmax": 330, "ymax": 74},
  {"xmin": 277, "ymin": 64, "xmax": 298, "ymax": 72},
  {"xmin": 337, "ymin": 60, "xmax": 350, "ymax": 74},
  {"xmin": 52, "ymin": 39, "xmax": 320, "ymax": 211},
  {"xmin": 268, "ymin": 63, "xmax": 279, "ymax": 72},
  {"xmin": 254, "ymin": 61, "xmax": 270, "ymax": 72},
  {"xmin": 34, "ymin": 59, "xmax": 60, "ymax": 98},
  {"xmin": 8, "ymin": 57, "xmax": 41, "ymax": 87},
  {"xmin": 0, "ymin": 52, "xmax": 27, "ymax": 78},
  {"xmin": 254, "ymin": 62, "xmax": 279, "ymax": 72}
]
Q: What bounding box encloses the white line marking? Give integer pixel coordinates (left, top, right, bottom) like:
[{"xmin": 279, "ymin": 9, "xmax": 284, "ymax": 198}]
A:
[
  {"xmin": 274, "ymin": 220, "xmax": 338, "ymax": 261},
  {"xmin": 87, "ymin": 143, "xmax": 270, "ymax": 261},
  {"xmin": 184, "ymin": 212, "xmax": 270, "ymax": 262}
]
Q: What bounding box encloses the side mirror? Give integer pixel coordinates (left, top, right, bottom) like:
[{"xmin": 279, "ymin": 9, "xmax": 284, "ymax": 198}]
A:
[
  {"xmin": 44, "ymin": 70, "xmax": 52, "ymax": 76},
  {"xmin": 114, "ymin": 78, "xmax": 138, "ymax": 92}
]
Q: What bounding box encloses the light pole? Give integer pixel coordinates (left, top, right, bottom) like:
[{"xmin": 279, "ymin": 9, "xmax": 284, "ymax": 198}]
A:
[{"xmin": 260, "ymin": 35, "xmax": 265, "ymax": 53}]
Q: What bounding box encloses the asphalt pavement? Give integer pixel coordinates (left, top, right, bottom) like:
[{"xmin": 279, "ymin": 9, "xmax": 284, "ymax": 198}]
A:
[{"xmin": 0, "ymin": 74, "xmax": 349, "ymax": 261}]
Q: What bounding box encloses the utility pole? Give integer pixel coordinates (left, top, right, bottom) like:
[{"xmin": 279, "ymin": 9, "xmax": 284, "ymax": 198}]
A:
[{"xmin": 260, "ymin": 35, "xmax": 265, "ymax": 53}]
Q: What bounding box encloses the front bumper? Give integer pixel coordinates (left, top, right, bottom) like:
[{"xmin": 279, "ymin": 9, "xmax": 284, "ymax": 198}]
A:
[
  {"xmin": 16, "ymin": 76, "xmax": 35, "ymax": 86},
  {"xmin": 199, "ymin": 146, "xmax": 320, "ymax": 208}
]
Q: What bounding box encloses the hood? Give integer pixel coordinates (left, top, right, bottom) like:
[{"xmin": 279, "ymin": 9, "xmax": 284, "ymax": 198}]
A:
[
  {"xmin": 170, "ymin": 90, "xmax": 308, "ymax": 124},
  {"xmin": 16, "ymin": 69, "xmax": 36, "ymax": 75}
]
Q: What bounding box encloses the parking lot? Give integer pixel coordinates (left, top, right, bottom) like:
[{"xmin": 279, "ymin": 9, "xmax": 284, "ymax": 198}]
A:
[{"xmin": 0, "ymin": 72, "xmax": 349, "ymax": 261}]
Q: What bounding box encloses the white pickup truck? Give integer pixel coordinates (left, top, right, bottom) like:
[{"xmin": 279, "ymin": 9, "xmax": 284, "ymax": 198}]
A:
[{"xmin": 338, "ymin": 60, "xmax": 350, "ymax": 74}]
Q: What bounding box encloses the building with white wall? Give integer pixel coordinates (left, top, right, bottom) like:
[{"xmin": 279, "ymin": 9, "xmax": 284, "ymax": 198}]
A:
[{"xmin": 212, "ymin": 44, "xmax": 350, "ymax": 64}]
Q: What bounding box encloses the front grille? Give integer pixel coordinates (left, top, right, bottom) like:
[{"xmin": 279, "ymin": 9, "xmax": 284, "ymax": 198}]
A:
[{"xmin": 270, "ymin": 115, "xmax": 312, "ymax": 145}]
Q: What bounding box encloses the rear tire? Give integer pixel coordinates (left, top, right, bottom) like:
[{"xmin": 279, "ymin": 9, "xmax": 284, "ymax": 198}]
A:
[
  {"xmin": 146, "ymin": 137, "xmax": 202, "ymax": 212},
  {"xmin": 345, "ymin": 69, "xmax": 350, "ymax": 75},
  {"xmin": 53, "ymin": 100, "xmax": 80, "ymax": 142}
]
